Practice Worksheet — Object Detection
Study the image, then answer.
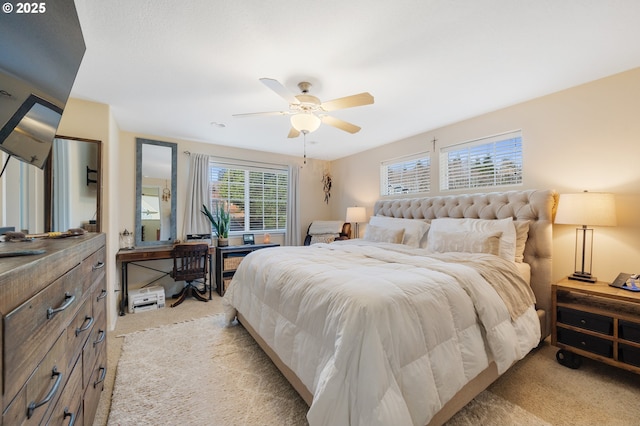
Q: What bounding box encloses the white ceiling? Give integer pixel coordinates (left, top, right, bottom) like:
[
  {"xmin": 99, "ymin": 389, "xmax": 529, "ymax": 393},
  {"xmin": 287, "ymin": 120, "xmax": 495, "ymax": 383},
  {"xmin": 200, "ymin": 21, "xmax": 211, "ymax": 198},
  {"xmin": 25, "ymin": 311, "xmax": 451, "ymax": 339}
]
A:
[{"xmin": 70, "ymin": 0, "xmax": 640, "ymax": 161}]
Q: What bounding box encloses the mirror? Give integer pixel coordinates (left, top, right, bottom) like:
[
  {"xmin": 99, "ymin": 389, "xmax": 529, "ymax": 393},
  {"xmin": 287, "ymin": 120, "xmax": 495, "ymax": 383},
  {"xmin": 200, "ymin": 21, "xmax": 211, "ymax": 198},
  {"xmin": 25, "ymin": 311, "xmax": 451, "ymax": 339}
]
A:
[
  {"xmin": 44, "ymin": 136, "xmax": 102, "ymax": 233},
  {"xmin": 135, "ymin": 138, "xmax": 177, "ymax": 246}
]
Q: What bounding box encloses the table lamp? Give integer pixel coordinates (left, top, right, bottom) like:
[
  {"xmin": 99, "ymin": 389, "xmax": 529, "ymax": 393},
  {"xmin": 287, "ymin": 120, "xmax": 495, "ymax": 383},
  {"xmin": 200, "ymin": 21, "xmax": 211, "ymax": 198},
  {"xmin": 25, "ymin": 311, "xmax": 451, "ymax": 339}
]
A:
[
  {"xmin": 555, "ymin": 191, "xmax": 617, "ymax": 283},
  {"xmin": 346, "ymin": 207, "xmax": 367, "ymax": 239}
]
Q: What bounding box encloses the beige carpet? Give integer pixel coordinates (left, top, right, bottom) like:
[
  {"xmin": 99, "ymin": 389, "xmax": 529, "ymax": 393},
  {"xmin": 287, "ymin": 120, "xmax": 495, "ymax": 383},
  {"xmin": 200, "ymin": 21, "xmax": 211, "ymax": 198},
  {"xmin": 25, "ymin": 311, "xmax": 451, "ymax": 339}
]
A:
[
  {"xmin": 106, "ymin": 314, "xmax": 551, "ymax": 426},
  {"xmin": 98, "ymin": 296, "xmax": 640, "ymax": 426}
]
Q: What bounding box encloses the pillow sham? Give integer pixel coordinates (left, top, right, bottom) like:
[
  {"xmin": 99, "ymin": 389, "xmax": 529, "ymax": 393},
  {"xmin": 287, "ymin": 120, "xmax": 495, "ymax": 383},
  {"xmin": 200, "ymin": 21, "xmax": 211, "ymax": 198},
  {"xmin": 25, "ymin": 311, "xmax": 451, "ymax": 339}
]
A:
[
  {"xmin": 363, "ymin": 224, "xmax": 405, "ymax": 244},
  {"xmin": 514, "ymin": 220, "xmax": 530, "ymax": 263},
  {"xmin": 428, "ymin": 217, "xmax": 516, "ymax": 261},
  {"xmin": 428, "ymin": 231, "xmax": 502, "ymax": 256},
  {"xmin": 369, "ymin": 216, "xmax": 430, "ymax": 248}
]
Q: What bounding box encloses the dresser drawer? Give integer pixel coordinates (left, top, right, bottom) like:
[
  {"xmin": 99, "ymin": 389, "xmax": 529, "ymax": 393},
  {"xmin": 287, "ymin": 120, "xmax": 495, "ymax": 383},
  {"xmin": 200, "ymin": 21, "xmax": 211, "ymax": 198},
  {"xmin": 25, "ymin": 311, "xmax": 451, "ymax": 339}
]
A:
[
  {"xmin": 92, "ymin": 283, "xmax": 108, "ymax": 325},
  {"xmin": 3, "ymin": 330, "xmax": 69, "ymax": 425},
  {"xmin": 557, "ymin": 327, "xmax": 613, "ymax": 357},
  {"xmin": 4, "ymin": 266, "xmax": 84, "ymax": 404},
  {"xmin": 81, "ymin": 246, "xmax": 106, "ymax": 293},
  {"xmin": 44, "ymin": 355, "xmax": 83, "ymax": 426},
  {"xmin": 83, "ymin": 310, "xmax": 106, "ymax": 390},
  {"xmin": 83, "ymin": 349, "xmax": 107, "ymax": 425},
  {"xmin": 619, "ymin": 320, "xmax": 640, "ymax": 344},
  {"xmin": 557, "ymin": 307, "xmax": 613, "ymax": 335},
  {"xmin": 65, "ymin": 296, "xmax": 95, "ymax": 373}
]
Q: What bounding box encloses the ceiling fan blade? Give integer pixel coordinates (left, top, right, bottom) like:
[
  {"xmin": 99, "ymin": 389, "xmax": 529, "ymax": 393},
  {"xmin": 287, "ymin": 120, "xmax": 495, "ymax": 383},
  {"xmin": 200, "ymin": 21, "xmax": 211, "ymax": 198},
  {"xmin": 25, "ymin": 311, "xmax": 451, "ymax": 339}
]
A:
[
  {"xmin": 232, "ymin": 110, "xmax": 288, "ymax": 118},
  {"xmin": 321, "ymin": 92, "xmax": 374, "ymax": 111},
  {"xmin": 260, "ymin": 78, "xmax": 300, "ymax": 105},
  {"xmin": 287, "ymin": 127, "xmax": 300, "ymax": 138},
  {"xmin": 321, "ymin": 115, "xmax": 361, "ymax": 134}
]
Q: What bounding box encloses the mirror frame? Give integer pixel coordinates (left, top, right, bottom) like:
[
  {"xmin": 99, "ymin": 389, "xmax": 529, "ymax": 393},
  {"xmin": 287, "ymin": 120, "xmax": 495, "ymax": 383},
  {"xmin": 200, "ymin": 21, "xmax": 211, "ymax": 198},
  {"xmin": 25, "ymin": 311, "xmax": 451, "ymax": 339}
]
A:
[
  {"xmin": 135, "ymin": 138, "xmax": 177, "ymax": 247},
  {"xmin": 44, "ymin": 135, "xmax": 102, "ymax": 233}
]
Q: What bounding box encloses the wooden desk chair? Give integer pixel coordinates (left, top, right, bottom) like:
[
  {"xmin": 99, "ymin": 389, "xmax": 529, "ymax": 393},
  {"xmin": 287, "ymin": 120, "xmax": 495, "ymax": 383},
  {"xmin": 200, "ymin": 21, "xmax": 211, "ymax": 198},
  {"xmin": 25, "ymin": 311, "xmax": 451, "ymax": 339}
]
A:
[{"xmin": 170, "ymin": 243, "xmax": 209, "ymax": 307}]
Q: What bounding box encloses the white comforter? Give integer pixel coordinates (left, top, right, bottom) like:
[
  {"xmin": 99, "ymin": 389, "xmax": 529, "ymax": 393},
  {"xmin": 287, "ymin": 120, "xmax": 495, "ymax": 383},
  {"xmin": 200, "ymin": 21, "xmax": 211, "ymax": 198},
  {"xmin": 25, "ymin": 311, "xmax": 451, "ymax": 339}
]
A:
[{"xmin": 223, "ymin": 241, "xmax": 540, "ymax": 426}]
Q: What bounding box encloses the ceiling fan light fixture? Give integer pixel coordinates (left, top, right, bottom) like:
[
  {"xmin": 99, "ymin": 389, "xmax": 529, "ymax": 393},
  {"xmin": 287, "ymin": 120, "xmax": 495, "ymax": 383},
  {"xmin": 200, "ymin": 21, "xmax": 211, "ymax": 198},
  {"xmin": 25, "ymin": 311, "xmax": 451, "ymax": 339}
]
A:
[{"xmin": 290, "ymin": 113, "xmax": 321, "ymax": 134}]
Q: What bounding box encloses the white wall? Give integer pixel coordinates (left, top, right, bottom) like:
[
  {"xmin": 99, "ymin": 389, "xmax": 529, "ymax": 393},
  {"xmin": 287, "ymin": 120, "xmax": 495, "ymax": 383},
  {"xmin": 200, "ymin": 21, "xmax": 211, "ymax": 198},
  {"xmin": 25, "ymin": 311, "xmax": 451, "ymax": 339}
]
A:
[
  {"xmin": 330, "ymin": 67, "xmax": 640, "ymax": 284},
  {"xmin": 56, "ymin": 98, "xmax": 120, "ymax": 329}
]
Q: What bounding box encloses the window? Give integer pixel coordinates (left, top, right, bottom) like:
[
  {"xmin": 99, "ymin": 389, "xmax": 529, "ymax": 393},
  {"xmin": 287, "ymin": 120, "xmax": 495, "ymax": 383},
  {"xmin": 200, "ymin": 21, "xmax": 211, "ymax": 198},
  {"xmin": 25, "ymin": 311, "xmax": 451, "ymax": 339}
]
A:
[
  {"xmin": 208, "ymin": 160, "xmax": 288, "ymax": 234},
  {"xmin": 380, "ymin": 152, "xmax": 431, "ymax": 196},
  {"xmin": 440, "ymin": 130, "xmax": 522, "ymax": 191}
]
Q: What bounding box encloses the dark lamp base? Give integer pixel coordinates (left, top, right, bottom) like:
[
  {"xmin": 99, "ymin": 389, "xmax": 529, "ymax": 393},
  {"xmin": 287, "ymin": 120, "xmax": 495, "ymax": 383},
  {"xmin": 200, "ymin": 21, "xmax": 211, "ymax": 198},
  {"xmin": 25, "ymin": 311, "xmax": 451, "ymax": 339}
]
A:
[{"xmin": 568, "ymin": 273, "xmax": 597, "ymax": 283}]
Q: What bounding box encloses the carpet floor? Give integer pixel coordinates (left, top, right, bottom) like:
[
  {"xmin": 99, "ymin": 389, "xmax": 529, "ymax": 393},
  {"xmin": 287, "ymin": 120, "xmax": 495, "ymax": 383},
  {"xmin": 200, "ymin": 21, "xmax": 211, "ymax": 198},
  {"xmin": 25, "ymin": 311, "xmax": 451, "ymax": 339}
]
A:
[{"xmin": 95, "ymin": 295, "xmax": 640, "ymax": 425}]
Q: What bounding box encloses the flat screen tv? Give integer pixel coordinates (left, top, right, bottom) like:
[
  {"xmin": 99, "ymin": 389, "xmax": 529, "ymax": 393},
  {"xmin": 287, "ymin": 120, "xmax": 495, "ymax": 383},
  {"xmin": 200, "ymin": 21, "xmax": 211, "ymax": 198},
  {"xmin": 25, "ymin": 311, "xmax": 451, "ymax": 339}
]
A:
[
  {"xmin": 0, "ymin": 0, "xmax": 85, "ymax": 169},
  {"xmin": 0, "ymin": 94, "xmax": 62, "ymax": 169}
]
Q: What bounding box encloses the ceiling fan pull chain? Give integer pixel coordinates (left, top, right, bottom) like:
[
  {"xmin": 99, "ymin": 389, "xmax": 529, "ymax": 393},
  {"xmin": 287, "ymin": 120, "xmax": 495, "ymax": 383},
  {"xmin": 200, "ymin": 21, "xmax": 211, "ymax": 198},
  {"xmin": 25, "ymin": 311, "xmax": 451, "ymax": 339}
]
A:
[{"xmin": 303, "ymin": 131, "xmax": 307, "ymax": 164}]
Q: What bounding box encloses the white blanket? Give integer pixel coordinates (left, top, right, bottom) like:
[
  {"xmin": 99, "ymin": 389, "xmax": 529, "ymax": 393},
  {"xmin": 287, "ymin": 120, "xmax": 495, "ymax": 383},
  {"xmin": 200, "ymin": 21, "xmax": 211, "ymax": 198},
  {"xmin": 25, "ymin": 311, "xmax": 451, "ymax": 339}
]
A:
[{"xmin": 223, "ymin": 242, "xmax": 540, "ymax": 426}]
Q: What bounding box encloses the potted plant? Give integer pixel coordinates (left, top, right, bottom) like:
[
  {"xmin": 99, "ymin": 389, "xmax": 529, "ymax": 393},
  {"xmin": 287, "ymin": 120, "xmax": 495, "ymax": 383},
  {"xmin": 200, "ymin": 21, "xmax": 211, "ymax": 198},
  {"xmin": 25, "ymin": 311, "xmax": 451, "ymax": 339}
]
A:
[{"xmin": 202, "ymin": 202, "xmax": 230, "ymax": 246}]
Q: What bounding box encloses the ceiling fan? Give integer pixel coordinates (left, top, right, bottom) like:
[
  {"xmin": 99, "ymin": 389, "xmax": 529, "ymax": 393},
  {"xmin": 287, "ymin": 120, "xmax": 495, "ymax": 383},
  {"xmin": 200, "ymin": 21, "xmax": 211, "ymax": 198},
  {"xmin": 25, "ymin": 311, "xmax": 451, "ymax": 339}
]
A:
[{"xmin": 233, "ymin": 78, "xmax": 374, "ymax": 138}]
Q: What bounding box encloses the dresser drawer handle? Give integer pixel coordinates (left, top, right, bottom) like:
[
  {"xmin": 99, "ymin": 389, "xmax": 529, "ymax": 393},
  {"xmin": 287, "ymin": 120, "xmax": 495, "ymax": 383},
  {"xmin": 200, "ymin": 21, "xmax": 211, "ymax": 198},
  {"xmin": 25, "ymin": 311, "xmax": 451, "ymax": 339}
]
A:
[
  {"xmin": 93, "ymin": 329, "xmax": 106, "ymax": 347},
  {"xmin": 97, "ymin": 289, "xmax": 107, "ymax": 301},
  {"xmin": 92, "ymin": 261, "xmax": 105, "ymax": 271},
  {"xmin": 47, "ymin": 292, "xmax": 76, "ymax": 319},
  {"xmin": 27, "ymin": 366, "xmax": 63, "ymax": 418},
  {"xmin": 94, "ymin": 365, "xmax": 107, "ymax": 388},
  {"xmin": 75, "ymin": 315, "xmax": 94, "ymax": 336},
  {"xmin": 64, "ymin": 407, "xmax": 76, "ymax": 426}
]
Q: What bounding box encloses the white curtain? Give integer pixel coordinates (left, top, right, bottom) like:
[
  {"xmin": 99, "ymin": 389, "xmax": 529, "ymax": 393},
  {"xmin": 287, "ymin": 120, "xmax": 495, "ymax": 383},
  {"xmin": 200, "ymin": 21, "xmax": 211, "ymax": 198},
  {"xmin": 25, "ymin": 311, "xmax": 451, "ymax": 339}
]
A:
[
  {"xmin": 285, "ymin": 164, "xmax": 300, "ymax": 246},
  {"xmin": 182, "ymin": 153, "xmax": 211, "ymax": 237},
  {"xmin": 52, "ymin": 138, "xmax": 70, "ymax": 231}
]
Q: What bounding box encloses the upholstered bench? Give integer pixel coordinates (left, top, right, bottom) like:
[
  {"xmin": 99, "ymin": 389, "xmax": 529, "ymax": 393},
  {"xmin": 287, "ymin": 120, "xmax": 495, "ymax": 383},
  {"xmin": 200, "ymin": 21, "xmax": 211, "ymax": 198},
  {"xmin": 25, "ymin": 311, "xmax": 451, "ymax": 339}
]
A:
[{"xmin": 303, "ymin": 221, "xmax": 351, "ymax": 245}]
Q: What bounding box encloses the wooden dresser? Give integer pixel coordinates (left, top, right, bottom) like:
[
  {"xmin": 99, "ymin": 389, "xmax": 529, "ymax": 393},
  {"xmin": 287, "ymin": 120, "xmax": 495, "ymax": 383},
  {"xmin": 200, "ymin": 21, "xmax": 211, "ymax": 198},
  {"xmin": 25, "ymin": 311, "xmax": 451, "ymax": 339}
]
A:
[{"xmin": 0, "ymin": 233, "xmax": 107, "ymax": 425}]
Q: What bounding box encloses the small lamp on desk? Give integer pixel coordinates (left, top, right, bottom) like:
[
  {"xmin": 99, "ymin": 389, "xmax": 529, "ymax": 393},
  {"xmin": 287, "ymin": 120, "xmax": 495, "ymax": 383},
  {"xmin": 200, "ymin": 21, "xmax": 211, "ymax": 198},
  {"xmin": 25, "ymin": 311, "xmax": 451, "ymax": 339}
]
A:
[
  {"xmin": 555, "ymin": 191, "xmax": 617, "ymax": 283},
  {"xmin": 346, "ymin": 207, "xmax": 367, "ymax": 239}
]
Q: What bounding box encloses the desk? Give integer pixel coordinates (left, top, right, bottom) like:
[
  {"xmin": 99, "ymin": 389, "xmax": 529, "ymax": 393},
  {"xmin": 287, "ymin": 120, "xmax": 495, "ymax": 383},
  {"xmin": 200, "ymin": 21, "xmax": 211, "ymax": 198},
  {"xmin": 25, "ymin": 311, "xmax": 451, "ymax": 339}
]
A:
[{"xmin": 116, "ymin": 245, "xmax": 215, "ymax": 316}]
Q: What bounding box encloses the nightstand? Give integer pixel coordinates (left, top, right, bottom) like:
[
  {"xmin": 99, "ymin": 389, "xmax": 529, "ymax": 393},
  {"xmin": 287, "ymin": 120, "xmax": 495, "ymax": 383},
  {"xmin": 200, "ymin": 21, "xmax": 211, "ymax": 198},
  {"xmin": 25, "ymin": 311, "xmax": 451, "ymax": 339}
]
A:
[
  {"xmin": 215, "ymin": 243, "xmax": 279, "ymax": 296},
  {"xmin": 552, "ymin": 277, "xmax": 640, "ymax": 373}
]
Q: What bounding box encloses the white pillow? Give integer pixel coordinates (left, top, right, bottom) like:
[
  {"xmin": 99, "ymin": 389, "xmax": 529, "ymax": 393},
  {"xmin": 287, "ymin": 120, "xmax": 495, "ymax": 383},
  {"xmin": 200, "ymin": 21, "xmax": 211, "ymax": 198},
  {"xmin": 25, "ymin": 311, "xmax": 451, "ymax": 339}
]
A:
[
  {"xmin": 428, "ymin": 217, "xmax": 516, "ymax": 261},
  {"xmin": 369, "ymin": 216, "xmax": 430, "ymax": 248},
  {"xmin": 428, "ymin": 231, "xmax": 502, "ymax": 256},
  {"xmin": 363, "ymin": 224, "xmax": 405, "ymax": 244}
]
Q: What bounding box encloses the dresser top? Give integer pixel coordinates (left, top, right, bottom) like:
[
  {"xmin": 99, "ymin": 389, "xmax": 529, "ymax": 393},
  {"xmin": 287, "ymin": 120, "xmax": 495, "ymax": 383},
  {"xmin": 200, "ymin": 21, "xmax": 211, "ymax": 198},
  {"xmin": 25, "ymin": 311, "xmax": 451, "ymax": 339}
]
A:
[{"xmin": 0, "ymin": 233, "xmax": 106, "ymax": 309}]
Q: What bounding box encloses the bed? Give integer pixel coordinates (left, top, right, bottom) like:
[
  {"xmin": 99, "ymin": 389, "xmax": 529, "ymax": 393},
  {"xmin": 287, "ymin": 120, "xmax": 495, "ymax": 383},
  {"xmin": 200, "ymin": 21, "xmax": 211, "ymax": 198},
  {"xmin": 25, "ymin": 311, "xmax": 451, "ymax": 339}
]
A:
[{"xmin": 223, "ymin": 189, "xmax": 558, "ymax": 426}]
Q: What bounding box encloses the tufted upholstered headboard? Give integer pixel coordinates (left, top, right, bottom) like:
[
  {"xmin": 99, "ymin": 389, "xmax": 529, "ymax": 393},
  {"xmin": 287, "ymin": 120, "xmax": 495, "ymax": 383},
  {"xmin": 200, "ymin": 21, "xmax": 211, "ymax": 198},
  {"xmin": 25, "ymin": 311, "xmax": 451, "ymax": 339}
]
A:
[{"xmin": 374, "ymin": 189, "xmax": 559, "ymax": 338}]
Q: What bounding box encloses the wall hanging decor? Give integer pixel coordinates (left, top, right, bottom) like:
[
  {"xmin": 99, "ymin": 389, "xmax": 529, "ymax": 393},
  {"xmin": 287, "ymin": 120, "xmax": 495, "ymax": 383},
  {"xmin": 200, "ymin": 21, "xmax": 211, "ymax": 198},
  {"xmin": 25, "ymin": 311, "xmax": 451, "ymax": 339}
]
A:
[{"xmin": 322, "ymin": 171, "xmax": 332, "ymax": 204}]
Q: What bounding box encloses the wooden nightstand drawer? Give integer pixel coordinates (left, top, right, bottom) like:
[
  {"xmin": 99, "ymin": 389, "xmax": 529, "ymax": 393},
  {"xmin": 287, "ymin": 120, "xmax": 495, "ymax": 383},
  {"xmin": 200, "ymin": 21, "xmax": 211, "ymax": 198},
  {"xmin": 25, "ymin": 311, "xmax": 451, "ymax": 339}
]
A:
[
  {"xmin": 619, "ymin": 320, "xmax": 640, "ymax": 344},
  {"xmin": 557, "ymin": 328, "xmax": 613, "ymax": 357},
  {"xmin": 619, "ymin": 344, "xmax": 640, "ymax": 367},
  {"xmin": 557, "ymin": 306, "xmax": 613, "ymax": 335}
]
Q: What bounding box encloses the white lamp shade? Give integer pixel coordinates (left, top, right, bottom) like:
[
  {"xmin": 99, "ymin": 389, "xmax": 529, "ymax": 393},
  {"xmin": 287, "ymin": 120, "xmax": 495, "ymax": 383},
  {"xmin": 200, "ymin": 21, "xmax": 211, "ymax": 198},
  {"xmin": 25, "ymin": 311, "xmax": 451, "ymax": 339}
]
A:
[
  {"xmin": 346, "ymin": 207, "xmax": 367, "ymax": 223},
  {"xmin": 555, "ymin": 192, "xmax": 617, "ymax": 226},
  {"xmin": 290, "ymin": 113, "xmax": 321, "ymax": 133}
]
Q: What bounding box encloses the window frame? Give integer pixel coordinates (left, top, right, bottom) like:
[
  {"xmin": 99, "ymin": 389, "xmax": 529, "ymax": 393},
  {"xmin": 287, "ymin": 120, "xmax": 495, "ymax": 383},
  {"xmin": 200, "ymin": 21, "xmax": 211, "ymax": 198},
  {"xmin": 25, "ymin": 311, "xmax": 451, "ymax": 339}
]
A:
[
  {"xmin": 207, "ymin": 159, "xmax": 288, "ymax": 235},
  {"xmin": 439, "ymin": 130, "xmax": 523, "ymax": 192},
  {"xmin": 380, "ymin": 151, "xmax": 431, "ymax": 196}
]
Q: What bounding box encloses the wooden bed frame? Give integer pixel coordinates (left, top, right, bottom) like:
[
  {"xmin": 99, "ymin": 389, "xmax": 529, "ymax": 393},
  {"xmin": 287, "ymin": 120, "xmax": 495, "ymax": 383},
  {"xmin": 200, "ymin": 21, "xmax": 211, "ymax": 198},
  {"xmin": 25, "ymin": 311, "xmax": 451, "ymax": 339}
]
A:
[{"xmin": 237, "ymin": 189, "xmax": 558, "ymax": 425}]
